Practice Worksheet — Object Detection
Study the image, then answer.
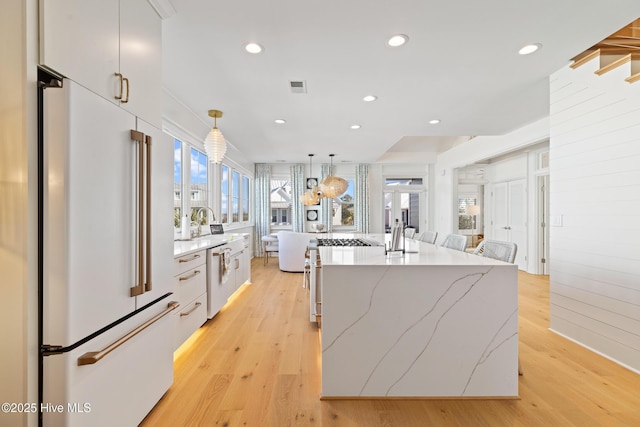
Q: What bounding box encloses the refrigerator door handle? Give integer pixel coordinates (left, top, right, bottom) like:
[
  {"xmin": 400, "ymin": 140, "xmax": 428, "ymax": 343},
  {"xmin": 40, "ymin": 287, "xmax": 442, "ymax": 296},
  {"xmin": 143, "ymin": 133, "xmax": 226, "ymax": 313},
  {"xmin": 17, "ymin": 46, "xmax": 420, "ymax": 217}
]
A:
[
  {"xmin": 77, "ymin": 301, "xmax": 179, "ymax": 366},
  {"xmin": 145, "ymin": 134, "xmax": 152, "ymax": 292},
  {"xmin": 131, "ymin": 130, "xmax": 146, "ymax": 297}
]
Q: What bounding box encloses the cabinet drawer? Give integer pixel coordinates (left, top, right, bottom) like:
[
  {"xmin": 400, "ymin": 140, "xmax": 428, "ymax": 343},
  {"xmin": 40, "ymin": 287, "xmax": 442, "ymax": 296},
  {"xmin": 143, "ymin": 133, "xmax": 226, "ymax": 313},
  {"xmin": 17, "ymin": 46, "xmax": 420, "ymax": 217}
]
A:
[
  {"xmin": 174, "ymin": 293, "xmax": 207, "ymax": 350},
  {"xmin": 174, "ymin": 265, "xmax": 206, "ymax": 306},
  {"xmin": 174, "ymin": 250, "xmax": 206, "ymax": 276}
]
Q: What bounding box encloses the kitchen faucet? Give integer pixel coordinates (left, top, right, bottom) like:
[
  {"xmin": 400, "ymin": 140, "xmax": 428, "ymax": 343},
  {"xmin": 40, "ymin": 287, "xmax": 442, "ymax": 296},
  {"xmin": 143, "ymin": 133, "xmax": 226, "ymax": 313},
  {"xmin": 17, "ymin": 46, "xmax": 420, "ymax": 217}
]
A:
[{"xmin": 195, "ymin": 207, "xmax": 216, "ymax": 237}]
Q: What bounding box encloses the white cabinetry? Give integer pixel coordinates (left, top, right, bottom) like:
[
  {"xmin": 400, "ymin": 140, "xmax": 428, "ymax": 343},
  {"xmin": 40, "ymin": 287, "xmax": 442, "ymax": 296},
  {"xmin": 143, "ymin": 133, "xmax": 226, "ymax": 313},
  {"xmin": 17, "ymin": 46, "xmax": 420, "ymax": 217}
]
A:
[
  {"xmin": 40, "ymin": 0, "xmax": 162, "ymax": 126},
  {"xmin": 241, "ymin": 236, "xmax": 252, "ymax": 285},
  {"xmin": 229, "ymin": 239, "xmax": 251, "ymax": 294},
  {"xmin": 173, "ymin": 250, "xmax": 207, "ymax": 350}
]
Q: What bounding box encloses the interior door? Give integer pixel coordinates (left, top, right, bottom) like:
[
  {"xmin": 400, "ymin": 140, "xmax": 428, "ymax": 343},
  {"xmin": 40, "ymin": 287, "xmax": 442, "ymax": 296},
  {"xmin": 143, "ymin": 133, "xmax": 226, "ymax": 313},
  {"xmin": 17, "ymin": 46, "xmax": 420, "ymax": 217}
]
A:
[
  {"xmin": 492, "ymin": 182, "xmax": 509, "ymax": 241},
  {"xmin": 492, "ymin": 179, "xmax": 527, "ymax": 269},
  {"xmin": 508, "ymin": 179, "xmax": 527, "ymax": 268}
]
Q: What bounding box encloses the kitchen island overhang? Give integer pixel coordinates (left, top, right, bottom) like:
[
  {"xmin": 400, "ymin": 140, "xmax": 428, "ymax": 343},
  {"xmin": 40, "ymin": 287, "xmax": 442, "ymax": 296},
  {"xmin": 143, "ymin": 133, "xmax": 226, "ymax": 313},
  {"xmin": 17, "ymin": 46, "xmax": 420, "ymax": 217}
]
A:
[{"xmin": 318, "ymin": 237, "xmax": 519, "ymax": 399}]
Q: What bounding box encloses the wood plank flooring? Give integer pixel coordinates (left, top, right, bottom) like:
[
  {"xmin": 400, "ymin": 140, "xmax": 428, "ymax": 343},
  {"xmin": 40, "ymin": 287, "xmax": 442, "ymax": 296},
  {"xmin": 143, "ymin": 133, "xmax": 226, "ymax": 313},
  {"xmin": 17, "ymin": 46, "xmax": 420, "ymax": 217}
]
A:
[{"xmin": 141, "ymin": 259, "xmax": 640, "ymax": 426}]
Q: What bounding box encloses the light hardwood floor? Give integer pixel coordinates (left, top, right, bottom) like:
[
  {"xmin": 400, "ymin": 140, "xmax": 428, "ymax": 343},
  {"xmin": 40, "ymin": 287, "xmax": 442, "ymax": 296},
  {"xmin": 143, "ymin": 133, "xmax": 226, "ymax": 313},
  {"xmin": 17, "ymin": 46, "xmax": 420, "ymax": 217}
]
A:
[{"xmin": 141, "ymin": 258, "xmax": 640, "ymax": 426}]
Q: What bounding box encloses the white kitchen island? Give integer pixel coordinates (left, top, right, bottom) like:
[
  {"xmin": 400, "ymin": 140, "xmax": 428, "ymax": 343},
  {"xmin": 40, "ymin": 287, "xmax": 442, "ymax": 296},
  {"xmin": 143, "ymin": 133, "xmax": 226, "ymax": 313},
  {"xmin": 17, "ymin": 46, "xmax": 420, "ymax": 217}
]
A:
[{"xmin": 318, "ymin": 235, "xmax": 519, "ymax": 399}]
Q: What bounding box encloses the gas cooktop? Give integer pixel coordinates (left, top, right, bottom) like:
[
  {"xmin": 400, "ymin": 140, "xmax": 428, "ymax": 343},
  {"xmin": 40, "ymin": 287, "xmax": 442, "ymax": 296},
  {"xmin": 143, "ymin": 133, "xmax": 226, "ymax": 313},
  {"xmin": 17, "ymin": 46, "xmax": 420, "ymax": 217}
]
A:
[{"xmin": 316, "ymin": 238, "xmax": 381, "ymax": 247}]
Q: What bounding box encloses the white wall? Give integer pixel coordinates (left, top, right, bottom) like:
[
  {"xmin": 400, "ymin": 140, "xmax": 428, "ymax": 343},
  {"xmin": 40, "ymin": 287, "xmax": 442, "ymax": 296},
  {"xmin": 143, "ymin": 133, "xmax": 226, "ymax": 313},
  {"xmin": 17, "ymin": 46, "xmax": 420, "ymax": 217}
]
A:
[
  {"xmin": 1, "ymin": 1, "xmax": 38, "ymax": 426},
  {"xmin": 163, "ymin": 89, "xmax": 254, "ymax": 174},
  {"xmin": 434, "ymin": 119, "xmax": 549, "ymax": 238},
  {"xmin": 549, "ymin": 60, "xmax": 640, "ymax": 373}
]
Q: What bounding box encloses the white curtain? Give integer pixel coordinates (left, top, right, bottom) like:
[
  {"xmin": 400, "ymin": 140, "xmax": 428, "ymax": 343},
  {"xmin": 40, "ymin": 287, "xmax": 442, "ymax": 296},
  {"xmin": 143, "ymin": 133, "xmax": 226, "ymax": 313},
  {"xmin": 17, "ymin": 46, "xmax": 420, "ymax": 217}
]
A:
[
  {"xmin": 355, "ymin": 164, "xmax": 370, "ymax": 233},
  {"xmin": 254, "ymin": 163, "xmax": 271, "ymax": 257},
  {"xmin": 290, "ymin": 163, "xmax": 305, "ymax": 232},
  {"xmin": 319, "ymin": 163, "xmax": 332, "ymax": 232}
]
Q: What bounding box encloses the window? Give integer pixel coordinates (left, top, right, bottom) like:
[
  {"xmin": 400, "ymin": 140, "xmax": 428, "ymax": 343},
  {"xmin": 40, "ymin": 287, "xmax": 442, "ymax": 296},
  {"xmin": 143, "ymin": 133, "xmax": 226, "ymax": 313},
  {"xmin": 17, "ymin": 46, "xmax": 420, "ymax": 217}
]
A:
[
  {"xmin": 330, "ymin": 179, "xmax": 355, "ymax": 226},
  {"xmin": 172, "ymin": 139, "xmax": 252, "ymax": 236},
  {"xmin": 383, "ymin": 177, "xmax": 425, "ymax": 233},
  {"xmin": 232, "ymin": 170, "xmax": 240, "ymax": 222},
  {"xmin": 221, "ymin": 164, "xmax": 251, "ymax": 225},
  {"xmin": 174, "ymin": 140, "xmax": 182, "ymax": 228},
  {"xmin": 221, "ymin": 164, "xmax": 229, "ymax": 223},
  {"xmin": 242, "ymin": 175, "xmax": 250, "ymax": 221},
  {"xmin": 458, "ymin": 197, "xmax": 477, "ymax": 230},
  {"xmin": 190, "ymin": 148, "xmax": 208, "ymax": 224},
  {"xmin": 173, "ymin": 139, "xmax": 210, "ymax": 233},
  {"xmin": 386, "ymin": 178, "xmax": 423, "ymax": 186},
  {"xmin": 270, "ymin": 177, "xmax": 292, "ymax": 226}
]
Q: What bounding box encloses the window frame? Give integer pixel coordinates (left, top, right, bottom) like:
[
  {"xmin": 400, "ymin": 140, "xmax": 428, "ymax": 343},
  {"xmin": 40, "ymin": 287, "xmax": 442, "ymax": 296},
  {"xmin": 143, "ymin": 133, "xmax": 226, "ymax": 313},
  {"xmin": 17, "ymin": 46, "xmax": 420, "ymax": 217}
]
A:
[
  {"xmin": 382, "ymin": 175, "xmax": 427, "ymax": 234},
  {"xmin": 220, "ymin": 162, "xmax": 253, "ymax": 227},
  {"xmin": 327, "ymin": 177, "xmax": 357, "ymax": 230},
  {"xmin": 270, "ymin": 174, "xmax": 293, "ymax": 230}
]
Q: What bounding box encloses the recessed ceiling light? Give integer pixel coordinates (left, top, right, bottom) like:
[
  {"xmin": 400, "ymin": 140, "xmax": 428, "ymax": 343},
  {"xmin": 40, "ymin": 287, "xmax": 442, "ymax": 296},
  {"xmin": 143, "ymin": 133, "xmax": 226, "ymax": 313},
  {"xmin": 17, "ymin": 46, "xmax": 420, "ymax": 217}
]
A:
[
  {"xmin": 274, "ymin": 119, "xmax": 286, "ymax": 124},
  {"xmin": 350, "ymin": 124, "xmax": 361, "ymax": 130},
  {"xmin": 387, "ymin": 34, "xmax": 409, "ymax": 47},
  {"xmin": 363, "ymin": 95, "xmax": 377, "ymax": 102},
  {"xmin": 244, "ymin": 42, "xmax": 264, "ymax": 54},
  {"xmin": 518, "ymin": 43, "xmax": 542, "ymax": 55},
  {"xmin": 429, "ymin": 119, "xmax": 441, "ymax": 124}
]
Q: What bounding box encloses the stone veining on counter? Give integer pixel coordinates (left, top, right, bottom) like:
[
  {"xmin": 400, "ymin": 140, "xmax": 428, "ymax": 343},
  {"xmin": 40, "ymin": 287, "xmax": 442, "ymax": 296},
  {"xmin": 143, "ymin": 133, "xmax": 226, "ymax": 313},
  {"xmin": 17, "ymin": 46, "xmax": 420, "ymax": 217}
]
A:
[
  {"xmin": 462, "ymin": 308, "xmax": 517, "ymax": 395},
  {"xmin": 321, "ymin": 254, "xmax": 518, "ymax": 398}
]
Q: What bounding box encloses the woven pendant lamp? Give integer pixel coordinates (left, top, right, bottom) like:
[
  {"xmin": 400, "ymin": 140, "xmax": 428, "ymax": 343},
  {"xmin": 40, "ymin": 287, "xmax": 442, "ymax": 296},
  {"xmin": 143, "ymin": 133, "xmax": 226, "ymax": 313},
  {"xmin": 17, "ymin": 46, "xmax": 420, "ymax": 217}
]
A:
[{"xmin": 319, "ymin": 154, "xmax": 347, "ymax": 198}]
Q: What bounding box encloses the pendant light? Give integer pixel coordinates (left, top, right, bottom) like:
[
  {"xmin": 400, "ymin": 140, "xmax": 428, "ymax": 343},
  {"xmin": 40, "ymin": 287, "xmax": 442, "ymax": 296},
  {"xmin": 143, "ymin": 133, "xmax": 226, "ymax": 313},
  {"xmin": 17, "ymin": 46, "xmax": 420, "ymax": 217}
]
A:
[
  {"xmin": 204, "ymin": 109, "xmax": 226, "ymax": 163},
  {"xmin": 301, "ymin": 154, "xmax": 320, "ymax": 206},
  {"xmin": 319, "ymin": 154, "xmax": 348, "ymax": 198}
]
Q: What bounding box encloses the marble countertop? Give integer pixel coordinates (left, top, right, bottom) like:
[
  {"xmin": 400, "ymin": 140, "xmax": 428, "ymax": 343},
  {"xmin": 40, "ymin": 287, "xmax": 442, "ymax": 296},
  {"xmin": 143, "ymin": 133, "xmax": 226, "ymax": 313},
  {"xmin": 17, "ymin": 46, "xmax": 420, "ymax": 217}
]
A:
[
  {"xmin": 314, "ymin": 233, "xmax": 510, "ymax": 267},
  {"xmin": 173, "ymin": 233, "xmax": 247, "ymax": 258}
]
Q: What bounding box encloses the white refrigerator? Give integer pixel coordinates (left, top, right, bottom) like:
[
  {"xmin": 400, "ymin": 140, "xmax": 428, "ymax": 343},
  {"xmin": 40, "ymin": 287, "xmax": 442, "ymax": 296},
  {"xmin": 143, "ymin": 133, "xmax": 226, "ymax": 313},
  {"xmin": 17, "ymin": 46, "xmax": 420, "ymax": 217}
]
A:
[{"xmin": 39, "ymin": 74, "xmax": 176, "ymax": 426}]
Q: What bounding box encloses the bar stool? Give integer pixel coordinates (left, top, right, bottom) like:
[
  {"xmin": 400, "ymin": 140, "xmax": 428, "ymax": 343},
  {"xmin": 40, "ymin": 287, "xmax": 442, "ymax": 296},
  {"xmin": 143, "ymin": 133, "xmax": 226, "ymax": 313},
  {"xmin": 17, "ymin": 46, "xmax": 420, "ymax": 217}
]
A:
[{"xmin": 261, "ymin": 235, "xmax": 279, "ymax": 265}]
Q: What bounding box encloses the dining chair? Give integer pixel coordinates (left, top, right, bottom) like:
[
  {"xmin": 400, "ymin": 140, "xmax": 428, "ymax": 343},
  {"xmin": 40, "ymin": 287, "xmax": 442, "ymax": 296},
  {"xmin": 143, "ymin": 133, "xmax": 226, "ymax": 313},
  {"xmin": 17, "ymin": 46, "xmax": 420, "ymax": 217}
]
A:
[
  {"xmin": 261, "ymin": 234, "xmax": 279, "ymax": 265},
  {"xmin": 419, "ymin": 230, "xmax": 438, "ymax": 244},
  {"xmin": 441, "ymin": 234, "xmax": 468, "ymax": 251},
  {"xmin": 404, "ymin": 227, "xmax": 416, "ymax": 239},
  {"xmin": 472, "ymin": 240, "xmax": 517, "ymax": 263}
]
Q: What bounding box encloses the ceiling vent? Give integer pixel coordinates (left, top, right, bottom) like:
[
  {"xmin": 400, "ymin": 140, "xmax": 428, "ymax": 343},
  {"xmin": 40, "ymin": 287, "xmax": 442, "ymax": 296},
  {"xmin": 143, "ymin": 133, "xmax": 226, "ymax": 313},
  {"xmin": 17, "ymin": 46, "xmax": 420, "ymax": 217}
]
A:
[{"xmin": 289, "ymin": 80, "xmax": 307, "ymax": 94}]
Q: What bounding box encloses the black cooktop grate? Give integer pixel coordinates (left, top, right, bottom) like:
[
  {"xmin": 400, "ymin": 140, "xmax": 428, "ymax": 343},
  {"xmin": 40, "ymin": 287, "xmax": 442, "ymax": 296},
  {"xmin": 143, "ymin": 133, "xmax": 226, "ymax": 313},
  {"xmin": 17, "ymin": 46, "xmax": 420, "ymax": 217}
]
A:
[{"xmin": 316, "ymin": 238, "xmax": 377, "ymax": 247}]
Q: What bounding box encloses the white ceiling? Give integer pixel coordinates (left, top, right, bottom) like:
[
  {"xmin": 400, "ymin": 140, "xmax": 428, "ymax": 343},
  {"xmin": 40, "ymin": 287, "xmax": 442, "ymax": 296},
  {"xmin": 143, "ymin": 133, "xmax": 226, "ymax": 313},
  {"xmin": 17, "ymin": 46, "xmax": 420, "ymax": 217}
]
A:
[{"xmin": 161, "ymin": 0, "xmax": 640, "ymax": 164}]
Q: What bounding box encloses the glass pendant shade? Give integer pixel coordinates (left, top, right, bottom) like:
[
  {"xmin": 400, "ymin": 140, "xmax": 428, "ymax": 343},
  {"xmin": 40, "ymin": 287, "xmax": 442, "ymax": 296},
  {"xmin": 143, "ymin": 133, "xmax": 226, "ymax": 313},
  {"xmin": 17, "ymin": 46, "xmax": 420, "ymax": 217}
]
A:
[
  {"xmin": 320, "ymin": 176, "xmax": 348, "ymax": 198},
  {"xmin": 204, "ymin": 126, "xmax": 226, "ymax": 163},
  {"xmin": 204, "ymin": 110, "xmax": 227, "ymax": 163}
]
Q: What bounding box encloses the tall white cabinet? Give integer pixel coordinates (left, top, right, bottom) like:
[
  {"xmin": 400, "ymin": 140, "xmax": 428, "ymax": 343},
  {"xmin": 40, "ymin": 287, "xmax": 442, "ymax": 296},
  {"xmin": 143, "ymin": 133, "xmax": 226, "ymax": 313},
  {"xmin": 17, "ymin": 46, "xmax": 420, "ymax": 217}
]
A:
[
  {"xmin": 39, "ymin": 3, "xmax": 173, "ymax": 425},
  {"xmin": 39, "ymin": 0, "xmax": 162, "ymax": 126}
]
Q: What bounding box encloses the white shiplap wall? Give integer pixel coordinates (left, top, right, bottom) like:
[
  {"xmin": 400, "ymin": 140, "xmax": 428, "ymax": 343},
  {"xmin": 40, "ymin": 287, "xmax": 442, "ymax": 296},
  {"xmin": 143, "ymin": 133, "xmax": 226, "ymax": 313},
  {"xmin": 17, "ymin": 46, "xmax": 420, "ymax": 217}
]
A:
[{"xmin": 549, "ymin": 60, "xmax": 640, "ymax": 373}]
